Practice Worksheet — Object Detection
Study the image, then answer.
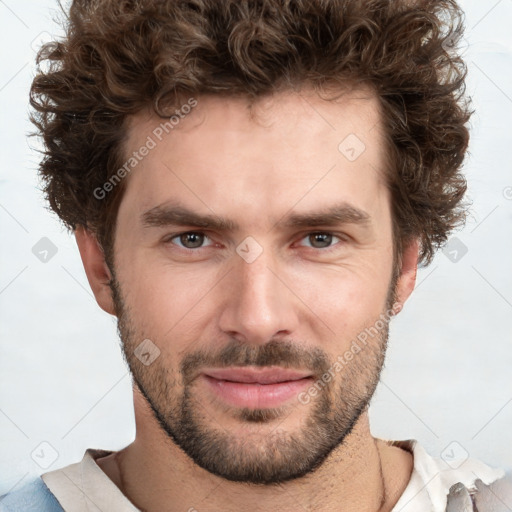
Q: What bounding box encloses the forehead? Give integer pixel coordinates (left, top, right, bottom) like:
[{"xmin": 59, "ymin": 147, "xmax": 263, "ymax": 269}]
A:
[{"xmin": 117, "ymin": 87, "xmax": 388, "ymax": 229}]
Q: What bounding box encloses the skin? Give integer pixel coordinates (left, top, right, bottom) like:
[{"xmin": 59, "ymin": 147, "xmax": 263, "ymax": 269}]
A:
[{"xmin": 76, "ymin": 87, "xmax": 418, "ymax": 511}]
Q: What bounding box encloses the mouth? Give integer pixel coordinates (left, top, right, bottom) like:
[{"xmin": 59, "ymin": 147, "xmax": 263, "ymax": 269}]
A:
[{"xmin": 200, "ymin": 367, "xmax": 314, "ymax": 409}]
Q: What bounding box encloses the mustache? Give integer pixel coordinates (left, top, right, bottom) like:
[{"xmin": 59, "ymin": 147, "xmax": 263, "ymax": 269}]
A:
[{"xmin": 181, "ymin": 338, "xmax": 331, "ymax": 385}]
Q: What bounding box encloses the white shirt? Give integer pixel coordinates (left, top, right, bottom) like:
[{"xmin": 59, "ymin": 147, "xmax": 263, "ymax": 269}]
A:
[{"xmin": 40, "ymin": 439, "xmax": 505, "ymax": 512}]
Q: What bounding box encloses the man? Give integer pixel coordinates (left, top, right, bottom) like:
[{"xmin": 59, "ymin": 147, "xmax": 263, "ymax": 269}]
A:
[{"xmin": 1, "ymin": 0, "xmax": 510, "ymax": 510}]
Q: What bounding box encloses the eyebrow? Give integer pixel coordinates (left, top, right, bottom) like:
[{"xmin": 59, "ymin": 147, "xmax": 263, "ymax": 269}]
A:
[{"xmin": 141, "ymin": 201, "xmax": 371, "ymax": 232}]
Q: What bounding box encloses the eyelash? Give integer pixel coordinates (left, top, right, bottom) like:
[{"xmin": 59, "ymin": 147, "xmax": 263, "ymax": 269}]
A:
[{"xmin": 163, "ymin": 231, "xmax": 346, "ymax": 253}]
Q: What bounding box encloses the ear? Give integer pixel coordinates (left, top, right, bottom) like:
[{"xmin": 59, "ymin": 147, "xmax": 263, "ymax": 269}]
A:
[
  {"xmin": 393, "ymin": 239, "xmax": 419, "ymax": 314},
  {"xmin": 75, "ymin": 226, "xmax": 116, "ymax": 316}
]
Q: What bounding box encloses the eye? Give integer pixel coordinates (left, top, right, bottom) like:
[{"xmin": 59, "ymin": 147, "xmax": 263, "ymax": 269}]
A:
[
  {"xmin": 298, "ymin": 232, "xmax": 343, "ymax": 250},
  {"xmin": 167, "ymin": 231, "xmax": 214, "ymax": 249}
]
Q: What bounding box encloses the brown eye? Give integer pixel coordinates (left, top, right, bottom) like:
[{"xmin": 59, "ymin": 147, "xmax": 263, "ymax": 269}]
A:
[{"xmin": 171, "ymin": 232, "xmax": 211, "ymax": 249}]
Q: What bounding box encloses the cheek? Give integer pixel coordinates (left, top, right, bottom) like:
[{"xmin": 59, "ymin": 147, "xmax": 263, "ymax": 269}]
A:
[
  {"xmin": 119, "ymin": 258, "xmax": 222, "ymax": 339},
  {"xmin": 287, "ymin": 262, "xmax": 392, "ymax": 332}
]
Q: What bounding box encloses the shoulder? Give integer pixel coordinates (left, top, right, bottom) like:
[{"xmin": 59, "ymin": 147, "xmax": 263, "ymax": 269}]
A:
[
  {"xmin": 0, "ymin": 476, "xmax": 64, "ymax": 512},
  {"xmin": 447, "ymin": 470, "xmax": 512, "ymax": 512},
  {"xmin": 387, "ymin": 439, "xmax": 508, "ymax": 512}
]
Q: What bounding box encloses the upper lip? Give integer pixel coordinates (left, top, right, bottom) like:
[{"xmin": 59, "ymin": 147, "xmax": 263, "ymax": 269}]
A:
[{"xmin": 202, "ymin": 367, "xmax": 313, "ymax": 384}]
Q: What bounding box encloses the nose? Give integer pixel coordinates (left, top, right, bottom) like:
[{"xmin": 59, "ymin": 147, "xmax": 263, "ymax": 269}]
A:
[{"xmin": 217, "ymin": 246, "xmax": 300, "ymax": 345}]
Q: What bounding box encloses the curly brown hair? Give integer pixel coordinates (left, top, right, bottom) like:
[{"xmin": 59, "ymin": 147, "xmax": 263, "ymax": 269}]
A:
[{"xmin": 30, "ymin": 0, "xmax": 471, "ymax": 268}]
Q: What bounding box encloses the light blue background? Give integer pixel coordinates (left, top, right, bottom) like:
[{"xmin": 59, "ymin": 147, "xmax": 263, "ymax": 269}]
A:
[{"xmin": 1, "ymin": 0, "xmax": 511, "ymax": 495}]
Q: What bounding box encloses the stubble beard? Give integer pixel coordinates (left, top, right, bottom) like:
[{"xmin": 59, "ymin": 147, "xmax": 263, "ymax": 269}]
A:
[{"xmin": 110, "ymin": 272, "xmax": 396, "ymax": 485}]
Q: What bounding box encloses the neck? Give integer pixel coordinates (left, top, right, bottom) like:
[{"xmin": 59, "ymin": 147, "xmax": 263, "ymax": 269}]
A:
[{"xmin": 99, "ymin": 389, "xmax": 412, "ymax": 512}]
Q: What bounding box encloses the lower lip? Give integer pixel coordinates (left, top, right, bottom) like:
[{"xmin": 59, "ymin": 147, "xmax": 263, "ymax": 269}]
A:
[{"xmin": 202, "ymin": 375, "xmax": 313, "ymax": 409}]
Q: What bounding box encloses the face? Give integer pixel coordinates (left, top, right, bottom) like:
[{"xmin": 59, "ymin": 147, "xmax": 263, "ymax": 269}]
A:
[{"xmin": 107, "ymin": 88, "xmax": 407, "ymax": 484}]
